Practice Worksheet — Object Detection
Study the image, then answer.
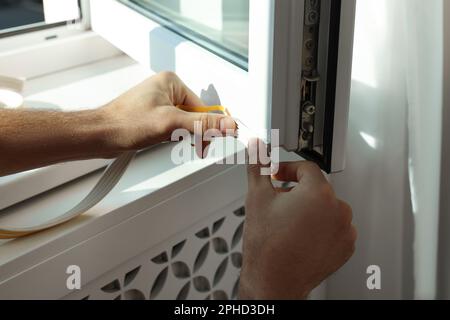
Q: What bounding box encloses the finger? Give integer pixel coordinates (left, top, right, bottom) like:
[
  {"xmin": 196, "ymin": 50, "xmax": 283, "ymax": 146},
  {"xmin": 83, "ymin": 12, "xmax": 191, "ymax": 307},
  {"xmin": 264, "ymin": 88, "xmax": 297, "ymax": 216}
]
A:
[
  {"xmin": 174, "ymin": 108, "xmax": 237, "ymax": 135},
  {"xmin": 171, "ymin": 73, "xmax": 205, "ymax": 107},
  {"xmin": 273, "ymin": 161, "xmax": 327, "ymax": 186},
  {"xmin": 182, "ymin": 85, "xmax": 205, "ymax": 107},
  {"xmin": 247, "ymin": 138, "xmax": 274, "ymax": 196},
  {"xmin": 338, "ymin": 200, "xmax": 354, "ymax": 227},
  {"xmin": 274, "ymin": 187, "xmax": 294, "ymax": 193},
  {"xmin": 171, "ymin": 107, "xmax": 236, "ymax": 159},
  {"xmin": 201, "ymin": 141, "xmax": 212, "ymax": 159}
]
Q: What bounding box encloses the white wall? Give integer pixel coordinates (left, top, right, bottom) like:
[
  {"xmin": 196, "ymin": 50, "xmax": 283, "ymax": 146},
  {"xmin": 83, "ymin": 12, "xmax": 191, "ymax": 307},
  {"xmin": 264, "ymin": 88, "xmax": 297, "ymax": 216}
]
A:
[{"xmin": 327, "ymin": 0, "xmax": 444, "ymax": 299}]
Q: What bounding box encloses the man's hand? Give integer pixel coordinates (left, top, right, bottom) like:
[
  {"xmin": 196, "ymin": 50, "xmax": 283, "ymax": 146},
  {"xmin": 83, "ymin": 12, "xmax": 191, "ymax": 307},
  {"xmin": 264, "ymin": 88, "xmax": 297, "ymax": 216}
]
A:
[
  {"xmin": 239, "ymin": 144, "xmax": 357, "ymax": 300},
  {"xmin": 0, "ymin": 72, "xmax": 236, "ymax": 176},
  {"xmin": 101, "ymin": 71, "xmax": 237, "ymax": 152}
]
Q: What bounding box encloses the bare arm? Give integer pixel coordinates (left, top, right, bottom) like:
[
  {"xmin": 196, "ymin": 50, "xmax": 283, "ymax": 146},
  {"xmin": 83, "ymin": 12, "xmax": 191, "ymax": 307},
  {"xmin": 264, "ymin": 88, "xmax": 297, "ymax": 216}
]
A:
[
  {"xmin": 0, "ymin": 72, "xmax": 237, "ymax": 177},
  {"xmin": 0, "ymin": 108, "xmax": 116, "ymax": 176}
]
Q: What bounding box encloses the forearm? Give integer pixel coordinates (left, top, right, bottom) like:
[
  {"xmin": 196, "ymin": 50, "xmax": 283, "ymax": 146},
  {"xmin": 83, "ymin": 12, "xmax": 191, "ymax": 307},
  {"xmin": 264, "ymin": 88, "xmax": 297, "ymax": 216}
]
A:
[
  {"xmin": 0, "ymin": 73, "xmax": 238, "ymax": 177},
  {"xmin": 0, "ymin": 108, "xmax": 121, "ymax": 176}
]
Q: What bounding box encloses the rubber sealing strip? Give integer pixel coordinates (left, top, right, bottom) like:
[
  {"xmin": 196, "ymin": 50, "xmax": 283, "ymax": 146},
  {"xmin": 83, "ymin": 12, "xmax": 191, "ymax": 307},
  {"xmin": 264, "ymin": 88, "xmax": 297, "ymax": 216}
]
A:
[{"xmin": 0, "ymin": 152, "xmax": 136, "ymax": 239}]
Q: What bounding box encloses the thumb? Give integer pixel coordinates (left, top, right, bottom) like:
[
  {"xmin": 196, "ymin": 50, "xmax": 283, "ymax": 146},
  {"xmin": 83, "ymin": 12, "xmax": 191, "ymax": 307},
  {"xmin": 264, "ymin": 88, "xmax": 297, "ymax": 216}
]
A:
[
  {"xmin": 247, "ymin": 138, "xmax": 274, "ymax": 196},
  {"xmin": 175, "ymin": 109, "xmax": 237, "ymax": 135}
]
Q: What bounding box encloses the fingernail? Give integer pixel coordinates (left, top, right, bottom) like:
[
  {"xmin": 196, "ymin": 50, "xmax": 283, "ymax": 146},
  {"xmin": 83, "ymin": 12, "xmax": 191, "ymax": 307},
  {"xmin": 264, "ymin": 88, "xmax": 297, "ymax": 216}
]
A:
[{"xmin": 220, "ymin": 117, "xmax": 237, "ymax": 133}]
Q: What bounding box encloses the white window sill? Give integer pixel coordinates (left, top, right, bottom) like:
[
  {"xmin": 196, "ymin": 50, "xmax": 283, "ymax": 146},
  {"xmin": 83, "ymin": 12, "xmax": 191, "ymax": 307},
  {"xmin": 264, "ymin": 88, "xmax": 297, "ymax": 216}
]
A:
[{"xmin": 0, "ymin": 55, "xmax": 247, "ymax": 297}]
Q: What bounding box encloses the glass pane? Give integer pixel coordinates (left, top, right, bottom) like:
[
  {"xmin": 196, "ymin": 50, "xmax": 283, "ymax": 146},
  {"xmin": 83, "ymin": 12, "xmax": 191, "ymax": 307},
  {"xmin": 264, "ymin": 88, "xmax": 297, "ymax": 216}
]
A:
[
  {"xmin": 0, "ymin": 0, "xmax": 81, "ymax": 36},
  {"xmin": 124, "ymin": 0, "xmax": 249, "ymax": 68}
]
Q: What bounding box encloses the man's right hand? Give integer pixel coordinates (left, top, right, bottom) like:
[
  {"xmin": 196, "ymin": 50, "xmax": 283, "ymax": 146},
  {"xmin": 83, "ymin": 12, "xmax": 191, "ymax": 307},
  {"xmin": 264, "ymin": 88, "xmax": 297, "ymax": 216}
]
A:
[{"xmin": 239, "ymin": 145, "xmax": 357, "ymax": 300}]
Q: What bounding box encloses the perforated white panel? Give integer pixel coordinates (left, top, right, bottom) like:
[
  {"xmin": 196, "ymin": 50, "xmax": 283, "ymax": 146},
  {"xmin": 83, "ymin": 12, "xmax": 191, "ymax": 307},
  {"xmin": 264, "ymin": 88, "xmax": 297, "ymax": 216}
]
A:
[{"xmin": 65, "ymin": 204, "xmax": 245, "ymax": 300}]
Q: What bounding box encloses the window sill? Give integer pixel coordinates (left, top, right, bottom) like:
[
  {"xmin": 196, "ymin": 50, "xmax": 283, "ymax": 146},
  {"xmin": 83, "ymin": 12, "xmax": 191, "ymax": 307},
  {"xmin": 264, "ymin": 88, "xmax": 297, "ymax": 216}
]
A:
[
  {"xmin": 0, "ymin": 55, "xmax": 247, "ymax": 299},
  {"xmin": 0, "ymin": 31, "xmax": 122, "ymax": 79}
]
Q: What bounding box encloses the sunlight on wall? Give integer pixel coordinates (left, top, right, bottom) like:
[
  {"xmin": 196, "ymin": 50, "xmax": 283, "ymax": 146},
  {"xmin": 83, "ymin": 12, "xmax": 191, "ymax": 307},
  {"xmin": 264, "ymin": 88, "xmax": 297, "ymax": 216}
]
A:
[
  {"xmin": 0, "ymin": 88, "xmax": 23, "ymax": 109},
  {"xmin": 404, "ymin": 0, "xmax": 444, "ymax": 300},
  {"xmin": 359, "ymin": 132, "xmax": 378, "ymax": 150},
  {"xmin": 351, "ymin": 0, "xmax": 388, "ymax": 88}
]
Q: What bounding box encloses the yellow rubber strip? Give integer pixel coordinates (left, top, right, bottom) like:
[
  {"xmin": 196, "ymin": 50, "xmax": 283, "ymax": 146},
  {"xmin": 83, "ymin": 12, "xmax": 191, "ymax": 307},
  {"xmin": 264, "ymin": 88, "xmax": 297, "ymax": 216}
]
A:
[{"xmin": 177, "ymin": 105, "xmax": 231, "ymax": 116}]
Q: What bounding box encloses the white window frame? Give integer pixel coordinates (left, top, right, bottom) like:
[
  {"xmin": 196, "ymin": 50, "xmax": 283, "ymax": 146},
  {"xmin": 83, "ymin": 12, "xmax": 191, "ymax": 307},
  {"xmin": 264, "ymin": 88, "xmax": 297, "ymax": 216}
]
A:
[
  {"xmin": 0, "ymin": 0, "xmax": 121, "ymax": 79},
  {"xmin": 0, "ymin": 0, "xmax": 89, "ymax": 50},
  {"xmin": 0, "ymin": 1, "xmax": 355, "ymax": 296},
  {"xmin": 90, "ymin": 0, "xmax": 356, "ymax": 173},
  {"xmin": 0, "ymin": 0, "xmax": 355, "ymax": 209},
  {"xmin": 90, "ymin": 0, "xmax": 275, "ymax": 144}
]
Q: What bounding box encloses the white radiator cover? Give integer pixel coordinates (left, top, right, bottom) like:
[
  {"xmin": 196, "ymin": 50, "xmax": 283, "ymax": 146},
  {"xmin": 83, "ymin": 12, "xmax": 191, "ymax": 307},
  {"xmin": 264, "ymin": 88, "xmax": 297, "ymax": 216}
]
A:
[{"xmin": 65, "ymin": 201, "xmax": 245, "ymax": 300}]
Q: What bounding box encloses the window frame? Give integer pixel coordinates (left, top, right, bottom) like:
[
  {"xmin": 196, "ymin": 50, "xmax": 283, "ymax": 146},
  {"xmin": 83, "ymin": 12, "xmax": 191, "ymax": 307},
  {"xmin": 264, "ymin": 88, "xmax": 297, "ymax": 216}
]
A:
[
  {"xmin": 0, "ymin": 0, "xmax": 356, "ymax": 209},
  {"xmin": 91, "ymin": 0, "xmax": 356, "ymax": 173},
  {"xmin": 0, "ymin": 0, "xmax": 121, "ymax": 79},
  {"xmin": 0, "ymin": 0, "xmax": 89, "ymax": 50},
  {"xmin": 90, "ymin": 0, "xmax": 273, "ymax": 149},
  {"xmin": 0, "ymin": 0, "xmax": 85, "ymax": 38},
  {"xmin": 117, "ymin": 0, "xmax": 249, "ymax": 70}
]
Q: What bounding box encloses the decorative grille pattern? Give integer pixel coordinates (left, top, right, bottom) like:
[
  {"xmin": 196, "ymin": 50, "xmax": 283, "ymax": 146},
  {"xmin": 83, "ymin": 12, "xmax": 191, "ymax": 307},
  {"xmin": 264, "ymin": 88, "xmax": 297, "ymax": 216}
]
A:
[{"xmin": 66, "ymin": 205, "xmax": 246, "ymax": 300}]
